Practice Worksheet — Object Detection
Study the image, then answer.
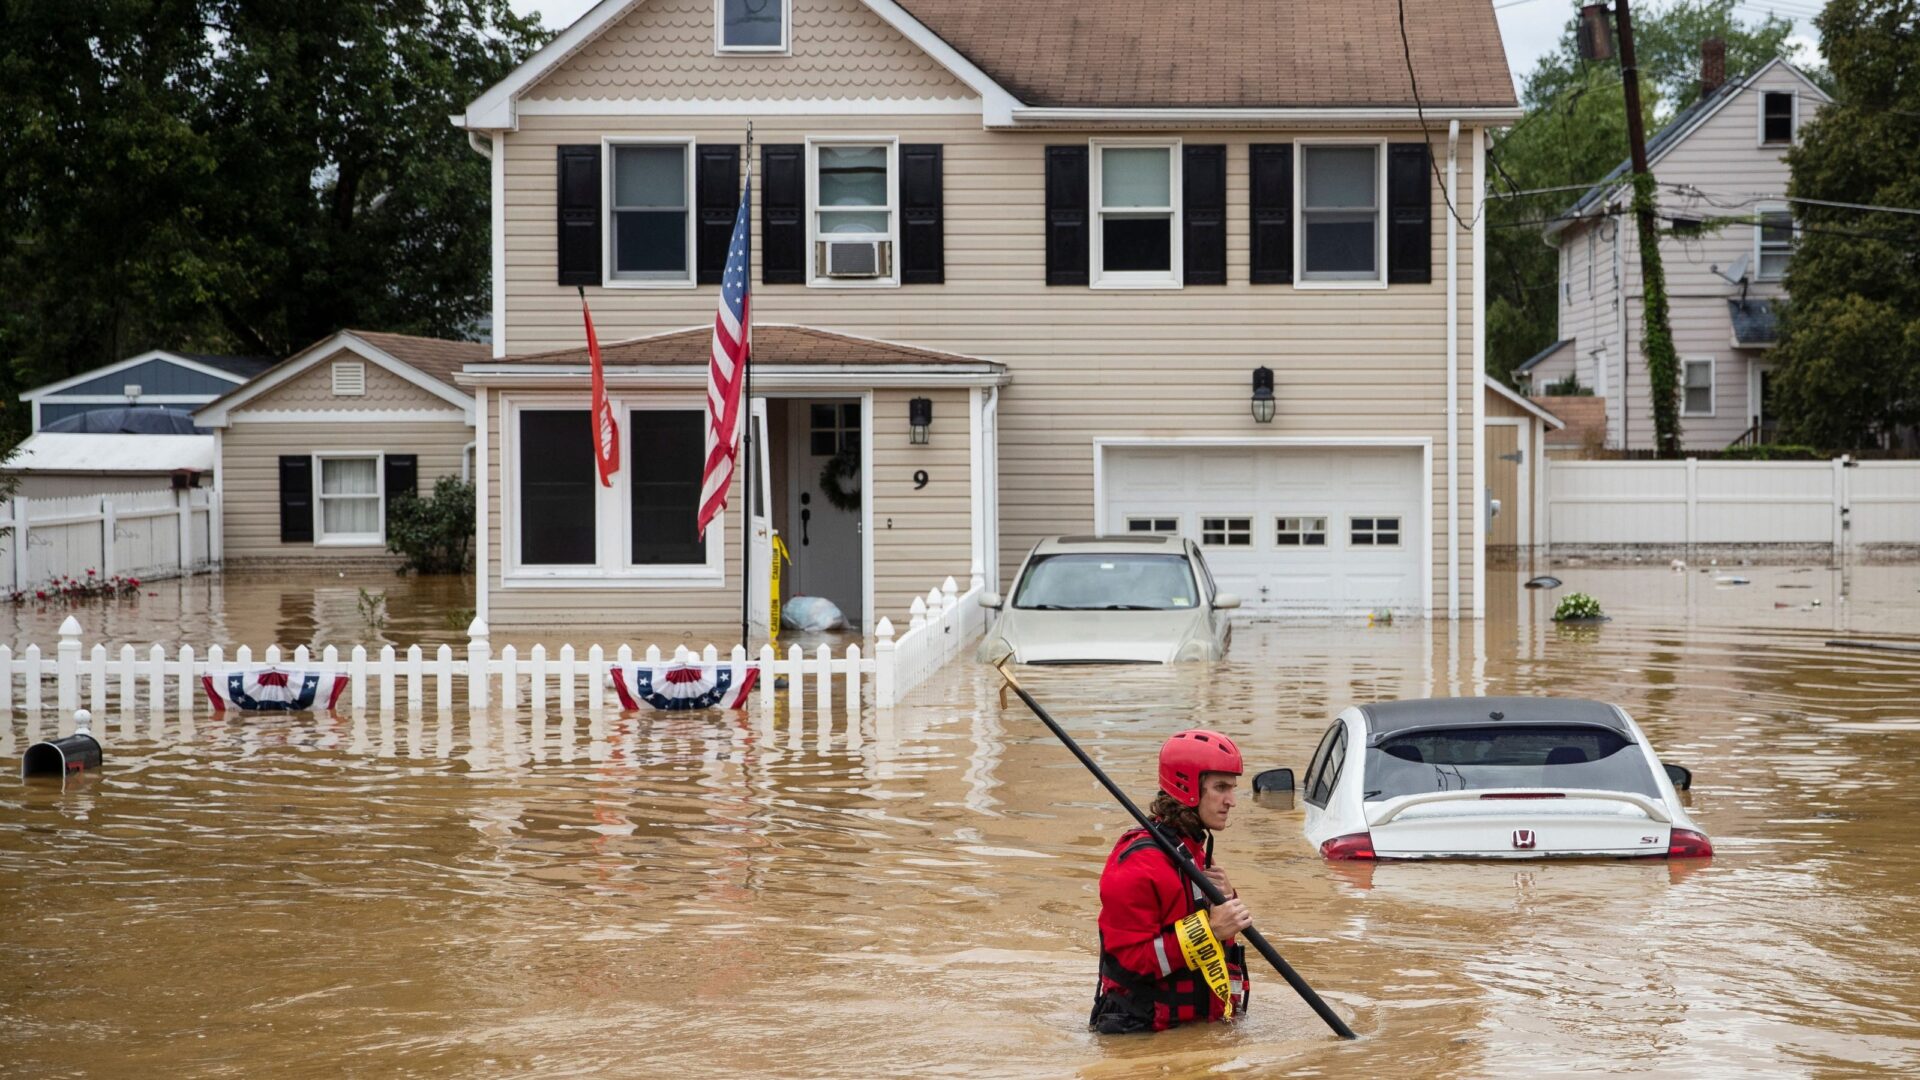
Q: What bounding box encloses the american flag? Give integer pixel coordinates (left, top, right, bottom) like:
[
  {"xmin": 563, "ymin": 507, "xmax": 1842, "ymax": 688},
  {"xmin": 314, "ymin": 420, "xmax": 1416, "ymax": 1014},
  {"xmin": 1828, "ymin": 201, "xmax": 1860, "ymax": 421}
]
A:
[{"xmin": 698, "ymin": 175, "xmax": 751, "ymax": 538}]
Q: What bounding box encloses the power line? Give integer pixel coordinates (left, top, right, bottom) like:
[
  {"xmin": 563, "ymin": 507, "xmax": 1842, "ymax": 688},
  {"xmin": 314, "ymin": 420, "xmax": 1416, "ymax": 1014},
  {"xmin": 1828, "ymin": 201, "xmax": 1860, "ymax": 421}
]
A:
[{"xmin": 1395, "ymin": 0, "xmax": 1471, "ymax": 230}]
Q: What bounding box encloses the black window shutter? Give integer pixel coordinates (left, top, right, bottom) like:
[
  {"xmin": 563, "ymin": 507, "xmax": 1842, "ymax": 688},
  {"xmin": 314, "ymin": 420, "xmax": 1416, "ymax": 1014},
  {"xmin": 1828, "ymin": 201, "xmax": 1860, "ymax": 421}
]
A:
[
  {"xmin": 761, "ymin": 144, "xmax": 805, "ymax": 284},
  {"xmin": 556, "ymin": 145, "xmax": 601, "ymax": 286},
  {"xmin": 1249, "ymin": 144, "xmax": 1292, "ymax": 284},
  {"xmin": 899, "ymin": 144, "xmax": 944, "ymax": 284},
  {"xmin": 383, "ymin": 455, "xmax": 418, "ymax": 526},
  {"xmin": 695, "ymin": 145, "xmax": 742, "ymax": 285},
  {"xmin": 1387, "ymin": 143, "xmax": 1433, "ymax": 284},
  {"xmin": 1183, "ymin": 145, "xmax": 1227, "ymax": 285},
  {"xmin": 1045, "ymin": 146, "xmax": 1089, "ymax": 286},
  {"xmin": 278, "ymin": 456, "xmax": 313, "ymax": 544}
]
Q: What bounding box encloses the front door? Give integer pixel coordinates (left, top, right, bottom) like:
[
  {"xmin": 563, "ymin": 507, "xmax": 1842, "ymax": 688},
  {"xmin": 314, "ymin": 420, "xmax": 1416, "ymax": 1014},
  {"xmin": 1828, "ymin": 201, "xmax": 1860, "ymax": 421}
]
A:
[{"xmin": 785, "ymin": 399, "xmax": 863, "ymax": 627}]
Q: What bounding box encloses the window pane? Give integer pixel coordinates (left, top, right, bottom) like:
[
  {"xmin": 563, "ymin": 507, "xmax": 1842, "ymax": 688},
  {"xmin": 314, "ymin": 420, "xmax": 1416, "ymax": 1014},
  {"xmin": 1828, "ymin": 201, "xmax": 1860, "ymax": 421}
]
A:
[
  {"xmin": 819, "ymin": 146, "xmax": 888, "ymax": 206},
  {"xmin": 321, "ymin": 457, "xmax": 377, "ymax": 495},
  {"xmin": 819, "ymin": 209, "xmax": 889, "ymax": 235},
  {"xmin": 631, "ymin": 409, "xmax": 707, "ymax": 565},
  {"xmin": 1763, "ymin": 94, "xmax": 1793, "ymax": 142},
  {"xmin": 722, "ymin": 0, "xmax": 782, "ymax": 46},
  {"xmin": 1101, "ymin": 147, "xmax": 1170, "ymax": 208},
  {"xmin": 520, "ymin": 410, "xmax": 596, "ymax": 565},
  {"xmin": 613, "ymin": 146, "xmax": 685, "ymax": 208},
  {"xmin": 1759, "ymin": 251, "xmax": 1791, "ymax": 278},
  {"xmin": 1686, "ymin": 387, "xmax": 1712, "ymax": 413},
  {"xmin": 1685, "ymin": 362, "xmax": 1712, "ymax": 390},
  {"xmin": 322, "ymin": 497, "xmax": 379, "ymax": 536},
  {"xmin": 1102, "ymin": 216, "xmax": 1172, "ymax": 272},
  {"xmin": 1304, "ymin": 214, "xmax": 1378, "ymax": 276},
  {"xmin": 1304, "ymin": 147, "xmax": 1377, "ymax": 209},
  {"xmin": 614, "ymin": 210, "xmax": 688, "ymax": 274}
]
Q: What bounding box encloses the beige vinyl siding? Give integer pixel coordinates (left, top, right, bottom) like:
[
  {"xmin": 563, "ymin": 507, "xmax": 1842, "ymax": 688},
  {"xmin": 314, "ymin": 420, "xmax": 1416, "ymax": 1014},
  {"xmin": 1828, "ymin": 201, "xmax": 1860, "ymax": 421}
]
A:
[
  {"xmin": 500, "ymin": 112, "xmax": 1482, "ymax": 616},
  {"xmin": 221, "ymin": 421, "xmax": 471, "ymax": 560},
  {"xmin": 1484, "ymin": 387, "xmax": 1538, "ymax": 422},
  {"xmin": 523, "ymin": 0, "xmax": 972, "ymax": 101},
  {"xmin": 246, "ymin": 349, "xmax": 453, "ymax": 411},
  {"xmin": 871, "ymin": 387, "xmax": 971, "ymax": 618}
]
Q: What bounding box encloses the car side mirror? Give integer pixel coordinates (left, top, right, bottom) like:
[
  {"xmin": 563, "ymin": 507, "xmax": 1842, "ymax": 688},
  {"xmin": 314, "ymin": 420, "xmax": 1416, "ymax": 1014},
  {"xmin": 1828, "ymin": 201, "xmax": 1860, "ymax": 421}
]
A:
[
  {"xmin": 1252, "ymin": 767, "xmax": 1293, "ymax": 793},
  {"xmin": 1663, "ymin": 763, "xmax": 1692, "ymax": 791},
  {"xmin": 1213, "ymin": 593, "xmax": 1242, "ymax": 610},
  {"xmin": 980, "ymin": 592, "xmax": 1003, "ymax": 610}
]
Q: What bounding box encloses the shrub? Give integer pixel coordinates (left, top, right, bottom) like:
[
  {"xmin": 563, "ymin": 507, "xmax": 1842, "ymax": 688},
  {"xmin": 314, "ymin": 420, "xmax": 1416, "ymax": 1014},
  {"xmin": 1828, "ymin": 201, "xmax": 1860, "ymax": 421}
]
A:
[
  {"xmin": 1719, "ymin": 443, "xmax": 1822, "ymax": 461},
  {"xmin": 9, "ymin": 569, "xmax": 141, "ymax": 604},
  {"xmin": 386, "ymin": 476, "xmax": 475, "ymax": 574},
  {"xmin": 1553, "ymin": 592, "xmax": 1604, "ymax": 621},
  {"xmin": 1543, "ymin": 374, "xmax": 1593, "ymax": 396}
]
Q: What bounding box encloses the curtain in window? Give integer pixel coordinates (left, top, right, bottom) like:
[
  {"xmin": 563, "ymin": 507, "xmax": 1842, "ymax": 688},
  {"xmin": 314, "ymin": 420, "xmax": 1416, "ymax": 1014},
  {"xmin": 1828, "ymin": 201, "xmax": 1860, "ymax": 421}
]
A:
[
  {"xmin": 320, "ymin": 458, "xmax": 380, "ymax": 536},
  {"xmin": 818, "ymin": 146, "xmax": 889, "ymax": 234}
]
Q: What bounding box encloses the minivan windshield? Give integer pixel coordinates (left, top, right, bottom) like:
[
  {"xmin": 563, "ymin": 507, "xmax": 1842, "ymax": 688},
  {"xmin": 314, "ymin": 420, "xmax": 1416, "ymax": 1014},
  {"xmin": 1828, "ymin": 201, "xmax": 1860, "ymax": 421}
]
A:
[
  {"xmin": 1012, "ymin": 553, "xmax": 1199, "ymax": 611},
  {"xmin": 1363, "ymin": 724, "xmax": 1661, "ymax": 800}
]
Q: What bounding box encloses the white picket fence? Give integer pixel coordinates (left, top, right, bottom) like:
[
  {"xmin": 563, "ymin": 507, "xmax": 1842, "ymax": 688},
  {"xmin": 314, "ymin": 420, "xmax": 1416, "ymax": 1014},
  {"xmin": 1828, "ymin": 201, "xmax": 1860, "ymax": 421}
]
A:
[
  {"xmin": 0, "ymin": 489, "xmax": 219, "ymax": 591},
  {"xmin": 1, "ymin": 568, "xmax": 987, "ymax": 719}
]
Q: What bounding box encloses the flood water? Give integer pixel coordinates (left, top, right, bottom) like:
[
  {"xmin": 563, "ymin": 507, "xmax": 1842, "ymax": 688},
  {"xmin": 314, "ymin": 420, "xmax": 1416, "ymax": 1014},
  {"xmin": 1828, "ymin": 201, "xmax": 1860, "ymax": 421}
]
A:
[{"xmin": 5, "ymin": 565, "xmax": 1920, "ymax": 1077}]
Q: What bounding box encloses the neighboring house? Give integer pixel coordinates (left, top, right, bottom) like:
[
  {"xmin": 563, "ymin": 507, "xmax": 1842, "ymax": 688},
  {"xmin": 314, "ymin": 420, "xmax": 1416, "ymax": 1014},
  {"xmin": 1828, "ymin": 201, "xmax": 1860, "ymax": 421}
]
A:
[
  {"xmin": 1528, "ymin": 54, "xmax": 1830, "ymax": 452},
  {"xmin": 4, "ymin": 432, "xmax": 215, "ymax": 499},
  {"xmin": 453, "ymin": 0, "xmax": 1519, "ymax": 627},
  {"xmin": 18, "ymin": 350, "xmax": 272, "ymax": 431},
  {"xmin": 194, "ymin": 331, "xmax": 488, "ymax": 564}
]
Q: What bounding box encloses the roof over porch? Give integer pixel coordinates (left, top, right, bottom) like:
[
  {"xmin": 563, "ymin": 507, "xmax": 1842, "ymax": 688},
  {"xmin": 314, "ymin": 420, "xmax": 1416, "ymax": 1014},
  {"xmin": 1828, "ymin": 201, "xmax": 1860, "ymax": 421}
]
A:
[{"xmin": 458, "ymin": 324, "xmax": 1011, "ymax": 390}]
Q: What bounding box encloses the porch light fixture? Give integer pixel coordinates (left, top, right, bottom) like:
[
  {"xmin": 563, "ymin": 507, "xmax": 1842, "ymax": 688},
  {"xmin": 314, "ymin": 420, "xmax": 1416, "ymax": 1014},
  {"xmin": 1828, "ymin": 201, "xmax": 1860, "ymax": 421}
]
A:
[
  {"xmin": 909, "ymin": 396, "xmax": 933, "ymax": 445},
  {"xmin": 1250, "ymin": 367, "xmax": 1276, "ymax": 424}
]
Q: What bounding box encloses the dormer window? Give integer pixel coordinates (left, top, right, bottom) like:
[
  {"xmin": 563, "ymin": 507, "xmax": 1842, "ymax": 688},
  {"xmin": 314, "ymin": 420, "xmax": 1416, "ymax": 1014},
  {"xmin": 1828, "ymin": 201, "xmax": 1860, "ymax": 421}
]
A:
[{"xmin": 717, "ymin": 0, "xmax": 788, "ymax": 53}]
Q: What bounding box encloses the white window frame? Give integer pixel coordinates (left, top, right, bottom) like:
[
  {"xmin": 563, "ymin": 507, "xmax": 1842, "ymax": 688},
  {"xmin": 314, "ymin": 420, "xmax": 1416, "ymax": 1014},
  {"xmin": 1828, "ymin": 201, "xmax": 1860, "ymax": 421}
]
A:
[
  {"xmin": 1294, "ymin": 138, "xmax": 1389, "ymax": 290},
  {"xmin": 1089, "ymin": 138, "xmax": 1183, "ymax": 290},
  {"xmin": 1757, "ymin": 90, "xmax": 1798, "ymax": 146},
  {"xmin": 1275, "ymin": 515, "xmax": 1329, "ymax": 547},
  {"xmin": 1200, "ymin": 515, "xmax": 1252, "ymax": 548},
  {"xmin": 500, "ymin": 392, "xmax": 724, "ymax": 588},
  {"xmin": 805, "ymin": 136, "xmax": 900, "ymax": 289},
  {"xmin": 1126, "ymin": 516, "xmax": 1180, "ymax": 535},
  {"xmin": 1681, "ymin": 357, "xmax": 1716, "ymax": 418},
  {"xmin": 331, "ymin": 361, "xmax": 366, "ymax": 397},
  {"xmin": 313, "ymin": 452, "xmax": 384, "ymax": 547},
  {"xmin": 601, "ymin": 137, "xmax": 697, "ymax": 289},
  {"xmin": 1754, "ymin": 203, "xmax": 1795, "ymax": 282},
  {"xmin": 714, "ymin": 0, "xmax": 790, "ymax": 55},
  {"xmin": 1348, "ymin": 514, "xmax": 1403, "ymax": 548}
]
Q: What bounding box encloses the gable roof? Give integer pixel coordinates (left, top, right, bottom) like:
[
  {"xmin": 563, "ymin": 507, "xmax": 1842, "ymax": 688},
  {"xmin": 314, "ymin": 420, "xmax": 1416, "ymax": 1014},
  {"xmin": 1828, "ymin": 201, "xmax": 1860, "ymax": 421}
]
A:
[
  {"xmin": 1484, "ymin": 374, "xmax": 1565, "ymax": 429},
  {"xmin": 19, "ymin": 349, "xmax": 271, "ymax": 401},
  {"xmin": 193, "ymin": 330, "xmax": 483, "ymax": 427},
  {"xmin": 457, "ymin": 0, "xmax": 1517, "ymax": 129},
  {"xmin": 1547, "ymin": 58, "xmax": 1831, "ymax": 240},
  {"xmin": 486, "ymin": 324, "xmax": 1003, "ymax": 369},
  {"xmin": 1514, "ymin": 338, "xmax": 1573, "ymax": 375}
]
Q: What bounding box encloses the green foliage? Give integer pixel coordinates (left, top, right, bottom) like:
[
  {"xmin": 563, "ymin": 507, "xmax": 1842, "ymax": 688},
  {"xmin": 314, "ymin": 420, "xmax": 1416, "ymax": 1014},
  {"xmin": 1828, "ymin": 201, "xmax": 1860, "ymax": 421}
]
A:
[
  {"xmin": 1545, "ymin": 373, "xmax": 1593, "ymax": 396},
  {"xmin": 386, "ymin": 476, "xmax": 475, "ymax": 574},
  {"xmin": 0, "ymin": 1, "xmax": 552, "ymax": 444},
  {"xmin": 1629, "ymin": 174, "xmax": 1684, "ymax": 457},
  {"xmin": 1719, "ymin": 443, "xmax": 1822, "ymax": 460},
  {"xmin": 1773, "ymin": 0, "xmax": 1920, "ymax": 451},
  {"xmin": 357, "ymin": 588, "xmax": 389, "ymax": 631},
  {"xmin": 1486, "ymin": 1, "xmax": 1806, "ymax": 386},
  {"xmin": 1553, "ymin": 592, "xmax": 1605, "ymax": 621}
]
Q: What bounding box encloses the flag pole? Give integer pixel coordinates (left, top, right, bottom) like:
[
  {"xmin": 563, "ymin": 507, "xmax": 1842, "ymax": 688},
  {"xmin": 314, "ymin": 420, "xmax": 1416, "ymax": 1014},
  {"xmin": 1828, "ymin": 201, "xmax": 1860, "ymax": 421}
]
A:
[{"xmin": 741, "ymin": 120, "xmax": 755, "ymax": 659}]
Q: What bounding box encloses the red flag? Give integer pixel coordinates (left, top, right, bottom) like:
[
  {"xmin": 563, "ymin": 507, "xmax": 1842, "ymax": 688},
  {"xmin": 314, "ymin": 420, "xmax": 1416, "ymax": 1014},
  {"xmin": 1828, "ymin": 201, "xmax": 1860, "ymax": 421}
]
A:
[{"xmin": 582, "ymin": 292, "xmax": 620, "ymax": 487}]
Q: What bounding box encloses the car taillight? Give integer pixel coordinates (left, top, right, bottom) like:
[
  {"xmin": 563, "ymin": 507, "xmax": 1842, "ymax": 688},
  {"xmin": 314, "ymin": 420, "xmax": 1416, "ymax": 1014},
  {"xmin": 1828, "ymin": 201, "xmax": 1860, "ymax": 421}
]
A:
[
  {"xmin": 1668, "ymin": 828, "xmax": 1714, "ymax": 859},
  {"xmin": 1320, "ymin": 832, "xmax": 1376, "ymax": 860}
]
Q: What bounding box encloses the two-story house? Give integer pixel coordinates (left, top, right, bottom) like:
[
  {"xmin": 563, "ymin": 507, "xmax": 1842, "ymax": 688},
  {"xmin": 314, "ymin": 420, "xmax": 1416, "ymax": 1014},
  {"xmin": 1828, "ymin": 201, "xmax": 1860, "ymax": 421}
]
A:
[
  {"xmin": 449, "ymin": 0, "xmax": 1519, "ymax": 631},
  {"xmin": 1521, "ymin": 52, "xmax": 1829, "ymax": 453}
]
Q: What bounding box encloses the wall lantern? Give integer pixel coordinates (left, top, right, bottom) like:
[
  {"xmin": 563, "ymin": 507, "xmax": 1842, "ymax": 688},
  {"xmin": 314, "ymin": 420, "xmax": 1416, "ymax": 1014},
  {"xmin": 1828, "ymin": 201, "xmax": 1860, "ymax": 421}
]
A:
[
  {"xmin": 1250, "ymin": 367, "xmax": 1276, "ymax": 424},
  {"xmin": 909, "ymin": 396, "xmax": 933, "ymax": 444}
]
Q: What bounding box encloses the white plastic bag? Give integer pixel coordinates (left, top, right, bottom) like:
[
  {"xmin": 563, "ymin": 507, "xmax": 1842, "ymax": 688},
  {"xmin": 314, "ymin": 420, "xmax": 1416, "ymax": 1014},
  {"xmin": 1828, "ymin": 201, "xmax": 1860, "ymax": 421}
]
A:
[{"xmin": 782, "ymin": 595, "xmax": 847, "ymax": 632}]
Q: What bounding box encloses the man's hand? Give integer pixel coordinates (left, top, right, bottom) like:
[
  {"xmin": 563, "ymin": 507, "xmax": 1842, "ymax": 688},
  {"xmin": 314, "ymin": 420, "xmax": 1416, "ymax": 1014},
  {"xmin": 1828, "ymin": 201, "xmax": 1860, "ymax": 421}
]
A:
[
  {"xmin": 1203, "ymin": 865, "xmax": 1234, "ymax": 898},
  {"xmin": 1208, "ymin": 897, "xmax": 1252, "ymax": 941}
]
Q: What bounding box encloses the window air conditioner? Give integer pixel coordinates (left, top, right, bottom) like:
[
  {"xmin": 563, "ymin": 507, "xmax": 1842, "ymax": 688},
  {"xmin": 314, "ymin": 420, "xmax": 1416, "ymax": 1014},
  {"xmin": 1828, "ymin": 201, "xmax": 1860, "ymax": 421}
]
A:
[{"xmin": 819, "ymin": 239, "xmax": 890, "ymax": 278}]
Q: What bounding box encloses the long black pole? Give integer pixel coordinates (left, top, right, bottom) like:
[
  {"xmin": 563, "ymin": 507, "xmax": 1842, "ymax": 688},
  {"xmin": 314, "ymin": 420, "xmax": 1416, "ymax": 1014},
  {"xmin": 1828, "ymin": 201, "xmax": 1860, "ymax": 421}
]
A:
[
  {"xmin": 740, "ymin": 120, "xmax": 755, "ymax": 656},
  {"xmin": 995, "ymin": 660, "xmax": 1358, "ymax": 1040}
]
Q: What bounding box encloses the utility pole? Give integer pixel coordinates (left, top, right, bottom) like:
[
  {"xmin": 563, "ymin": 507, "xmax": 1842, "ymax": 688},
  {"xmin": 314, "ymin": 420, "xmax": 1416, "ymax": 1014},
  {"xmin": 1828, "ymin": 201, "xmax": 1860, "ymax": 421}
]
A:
[{"xmin": 1613, "ymin": 0, "xmax": 1683, "ymax": 456}]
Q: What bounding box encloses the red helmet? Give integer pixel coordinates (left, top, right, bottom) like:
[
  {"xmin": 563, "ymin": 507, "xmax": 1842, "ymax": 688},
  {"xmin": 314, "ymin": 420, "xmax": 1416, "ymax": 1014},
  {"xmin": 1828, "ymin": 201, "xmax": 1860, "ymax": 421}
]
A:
[{"xmin": 1158, "ymin": 729, "xmax": 1244, "ymax": 807}]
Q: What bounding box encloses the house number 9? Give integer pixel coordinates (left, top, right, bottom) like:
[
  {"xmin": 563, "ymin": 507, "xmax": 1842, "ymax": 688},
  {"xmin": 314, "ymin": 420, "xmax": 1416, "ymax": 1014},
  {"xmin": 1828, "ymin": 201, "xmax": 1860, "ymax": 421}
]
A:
[{"xmin": 913, "ymin": 470, "xmax": 930, "ymax": 489}]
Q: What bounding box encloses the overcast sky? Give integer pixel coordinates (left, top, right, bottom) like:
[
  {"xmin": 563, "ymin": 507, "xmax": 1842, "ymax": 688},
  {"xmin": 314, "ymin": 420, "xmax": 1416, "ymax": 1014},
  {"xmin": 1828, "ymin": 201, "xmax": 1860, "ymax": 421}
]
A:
[{"xmin": 507, "ymin": 0, "xmax": 1822, "ymax": 98}]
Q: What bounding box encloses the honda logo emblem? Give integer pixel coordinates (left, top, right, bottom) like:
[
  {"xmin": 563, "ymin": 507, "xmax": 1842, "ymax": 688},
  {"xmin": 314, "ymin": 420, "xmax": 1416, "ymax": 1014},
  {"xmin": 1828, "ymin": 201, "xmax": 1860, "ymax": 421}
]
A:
[{"xmin": 1513, "ymin": 829, "xmax": 1537, "ymax": 849}]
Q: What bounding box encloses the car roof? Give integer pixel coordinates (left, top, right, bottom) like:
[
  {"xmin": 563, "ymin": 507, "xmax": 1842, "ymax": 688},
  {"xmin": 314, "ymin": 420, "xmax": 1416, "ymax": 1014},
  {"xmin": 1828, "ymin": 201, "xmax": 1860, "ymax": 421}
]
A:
[
  {"xmin": 1032, "ymin": 534, "xmax": 1186, "ymax": 555},
  {"xmin": 1357, "ymin": 697, "xmax": 1633, "ymax": 743}
]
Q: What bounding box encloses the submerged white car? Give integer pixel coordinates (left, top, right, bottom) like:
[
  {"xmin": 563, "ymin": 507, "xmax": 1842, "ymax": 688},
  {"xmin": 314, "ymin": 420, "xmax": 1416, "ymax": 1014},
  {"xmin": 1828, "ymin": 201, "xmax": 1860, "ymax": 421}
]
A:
[
  {"xmin": 1287, "ymin": 697, "xmax": 1711, "ymax": 860},
  {"xmin": 975, "ymin": 535, "xmax": 1239, "ymax": 664}
]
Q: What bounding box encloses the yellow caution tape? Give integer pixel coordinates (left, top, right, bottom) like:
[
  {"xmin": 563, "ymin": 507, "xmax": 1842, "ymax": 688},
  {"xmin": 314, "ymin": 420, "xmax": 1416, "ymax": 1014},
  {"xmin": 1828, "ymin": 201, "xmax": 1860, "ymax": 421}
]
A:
[
  {"xmin": 1175, "ymin": 909, "xmax": 1235, "ymax": 1019},
  {"xmin": 769, "ymin": 532, "xmax": 793, "ymax": 650}
]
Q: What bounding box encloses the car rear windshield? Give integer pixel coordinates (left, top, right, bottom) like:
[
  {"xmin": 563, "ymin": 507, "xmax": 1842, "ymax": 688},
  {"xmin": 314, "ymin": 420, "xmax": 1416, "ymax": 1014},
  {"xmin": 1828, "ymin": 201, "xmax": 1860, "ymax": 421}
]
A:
[
  {"xmin": 1012, "ymin": 553, "xmax": 1199, "ymax": 611},
  {"xmin": 1363, "ymin": 724, "xmax": 1661, "ymax": 800}
]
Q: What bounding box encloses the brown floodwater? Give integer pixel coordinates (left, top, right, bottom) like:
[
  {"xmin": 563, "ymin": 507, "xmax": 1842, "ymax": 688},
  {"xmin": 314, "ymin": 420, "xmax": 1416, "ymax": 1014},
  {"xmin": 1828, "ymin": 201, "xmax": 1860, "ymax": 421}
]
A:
[{"xmin": 5, "ymin": 564, "xmax": 1920, "ymax": 1077}]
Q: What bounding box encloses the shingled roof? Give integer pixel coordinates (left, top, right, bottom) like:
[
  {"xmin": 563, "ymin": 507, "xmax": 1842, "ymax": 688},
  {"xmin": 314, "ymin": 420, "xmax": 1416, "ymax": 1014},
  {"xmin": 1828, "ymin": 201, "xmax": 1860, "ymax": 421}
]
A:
[
  {"xmin": 347, "ymin": 331, "xmax": 492, "ymax": 388},
  {"xmin": 498, "ymin": 325, "xmax": 1001, "ymax": 368},
  {"xmin": 894, "ymin": 0, "xmax": 1517, "ymax": 110}
]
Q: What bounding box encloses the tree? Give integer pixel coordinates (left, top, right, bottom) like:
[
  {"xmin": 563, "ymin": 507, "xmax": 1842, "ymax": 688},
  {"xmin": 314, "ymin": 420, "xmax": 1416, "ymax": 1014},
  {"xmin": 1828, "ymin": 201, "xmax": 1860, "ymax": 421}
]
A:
[
  {"xmin": 1772, "ymin": 0, "xmax": 1920, "ymax": 450},
  {"xmin": 1486, "ymin": 0, "xmax": 1804, "ymax": 387},
  {"xmin": 0, "ymin": 0, "xmax": 549, "ymax": 443}
]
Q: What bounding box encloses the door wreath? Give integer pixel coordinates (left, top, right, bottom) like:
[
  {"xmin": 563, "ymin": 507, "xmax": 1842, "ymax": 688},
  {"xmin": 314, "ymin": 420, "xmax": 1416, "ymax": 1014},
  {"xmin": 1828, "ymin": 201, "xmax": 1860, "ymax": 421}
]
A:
[{"xmin": 818, "ymin": 446, "xmax": 861, "ymax": 511}]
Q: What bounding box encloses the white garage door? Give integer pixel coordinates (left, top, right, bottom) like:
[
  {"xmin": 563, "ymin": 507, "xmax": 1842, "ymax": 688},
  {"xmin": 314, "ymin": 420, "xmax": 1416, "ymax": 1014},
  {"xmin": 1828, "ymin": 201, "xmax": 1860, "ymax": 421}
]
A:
[{"xmin": 1104, "ymin": 446, "xmax": 1427, "ymax": 616}]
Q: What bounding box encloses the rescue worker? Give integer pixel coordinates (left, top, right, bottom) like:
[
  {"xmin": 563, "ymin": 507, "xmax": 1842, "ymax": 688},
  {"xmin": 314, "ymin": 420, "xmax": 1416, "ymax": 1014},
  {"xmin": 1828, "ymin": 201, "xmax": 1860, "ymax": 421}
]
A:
[{"xmin": 1089, "ymin": 729, "xmax": 1252, "ymax": 1034}]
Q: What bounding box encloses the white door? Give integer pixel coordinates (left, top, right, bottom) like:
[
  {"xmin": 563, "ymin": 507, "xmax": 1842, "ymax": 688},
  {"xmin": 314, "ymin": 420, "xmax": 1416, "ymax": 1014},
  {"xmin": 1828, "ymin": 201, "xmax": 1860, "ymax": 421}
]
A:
[
  {"xmin": 786, "ymin": 399, "xmax": 864, "ymax": 625},
  {"xmin": 749, "ymin": 399, "xmax": 772, "ymax": 629},
  {"xmin": 1104, "ymin": 446, "xmax": 1426, "ymax": 616}
]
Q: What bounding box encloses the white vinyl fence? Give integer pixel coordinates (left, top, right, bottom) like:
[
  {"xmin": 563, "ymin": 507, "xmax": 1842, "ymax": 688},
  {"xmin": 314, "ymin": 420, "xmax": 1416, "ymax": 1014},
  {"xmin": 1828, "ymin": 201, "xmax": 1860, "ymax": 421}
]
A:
[
  {"xmin": 1545, "ymin": 457, "xmax": 1920, "ymax": 553},
  {"xmin": 2, "ymin": 567, "xmax": 987, "ymax": 720},
  {"xmin": 0, "ymin": 489, "xmax": 219, "ymax": 592}
]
